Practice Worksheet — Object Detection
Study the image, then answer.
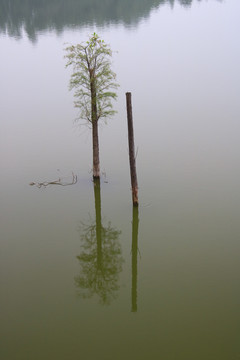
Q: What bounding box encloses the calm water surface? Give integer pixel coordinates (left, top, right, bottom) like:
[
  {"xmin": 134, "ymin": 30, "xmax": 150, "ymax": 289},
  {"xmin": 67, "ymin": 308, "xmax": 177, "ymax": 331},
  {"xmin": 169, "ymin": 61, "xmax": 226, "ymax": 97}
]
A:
[{"xmin": 1, "ymin": 1, "xmax": 240, "ymax": 359}]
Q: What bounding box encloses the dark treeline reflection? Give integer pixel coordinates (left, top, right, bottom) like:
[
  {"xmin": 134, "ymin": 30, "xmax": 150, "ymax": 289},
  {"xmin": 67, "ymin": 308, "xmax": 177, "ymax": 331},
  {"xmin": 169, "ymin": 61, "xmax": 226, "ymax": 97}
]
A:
[
  {"xmin": 131, "ymin": 206, "xmax": 139, "ymax": 312},
  {"xmin": 1, "ymin": 0, "xmax": 213, "ymax": 41},
  {"xmin": 75, "ymin": 179, "xmax": 123, "ymax": 305}
]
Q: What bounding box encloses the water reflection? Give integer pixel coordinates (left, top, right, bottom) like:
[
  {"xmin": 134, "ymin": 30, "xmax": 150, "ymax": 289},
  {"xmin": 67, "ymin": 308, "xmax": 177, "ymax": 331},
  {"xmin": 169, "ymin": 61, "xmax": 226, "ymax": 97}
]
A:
[
  {"xmin": 75, "ymin": 179, "xmax": 123, "ymax": 305},
  {"xmin": 0, "ymin": 0, "xmax": 219, "ymax": 41},
  {"xmin": 131, "ymin": 206, "xmax": 140, "ymax": 313}
]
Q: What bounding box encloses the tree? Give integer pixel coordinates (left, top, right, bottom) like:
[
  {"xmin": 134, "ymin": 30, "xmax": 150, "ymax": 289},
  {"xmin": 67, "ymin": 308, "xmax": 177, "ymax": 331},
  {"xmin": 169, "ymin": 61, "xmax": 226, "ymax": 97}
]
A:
[{"xmin": 65, "ymin": 33, "xmax": 119, "ymax": 179}]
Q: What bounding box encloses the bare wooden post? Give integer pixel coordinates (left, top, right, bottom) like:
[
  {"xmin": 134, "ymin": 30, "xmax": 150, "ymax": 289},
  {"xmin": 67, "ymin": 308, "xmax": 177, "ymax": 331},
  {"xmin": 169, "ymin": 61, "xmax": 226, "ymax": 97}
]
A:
[{"xmin": 126, "ymin": 92, "xmax": 138, "ymax": 206}]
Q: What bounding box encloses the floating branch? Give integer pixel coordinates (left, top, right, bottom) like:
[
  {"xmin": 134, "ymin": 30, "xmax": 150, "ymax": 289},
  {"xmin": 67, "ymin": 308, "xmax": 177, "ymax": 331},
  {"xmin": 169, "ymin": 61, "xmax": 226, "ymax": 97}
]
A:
[{"xmin": 29, "ymin": 172, "xmax": 77, "ymax": 188}]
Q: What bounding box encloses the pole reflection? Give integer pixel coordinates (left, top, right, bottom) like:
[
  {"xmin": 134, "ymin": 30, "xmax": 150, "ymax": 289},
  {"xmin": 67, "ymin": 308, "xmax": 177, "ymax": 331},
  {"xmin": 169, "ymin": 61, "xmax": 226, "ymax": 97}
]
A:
[{"xmin": 131, "ymin": 206, "xmax": 139, "ymax": 312}]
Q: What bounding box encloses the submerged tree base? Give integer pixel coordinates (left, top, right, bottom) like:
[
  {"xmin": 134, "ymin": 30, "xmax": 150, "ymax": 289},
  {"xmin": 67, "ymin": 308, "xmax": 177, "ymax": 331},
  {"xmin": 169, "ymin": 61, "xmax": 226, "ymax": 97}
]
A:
[
  {"xmin": 93, "ymin": 175, "xmax": 100, "ymax": 180},
  {"xmin": 132, "ymin": 188, "xmax": 139, "ymax": 207}
]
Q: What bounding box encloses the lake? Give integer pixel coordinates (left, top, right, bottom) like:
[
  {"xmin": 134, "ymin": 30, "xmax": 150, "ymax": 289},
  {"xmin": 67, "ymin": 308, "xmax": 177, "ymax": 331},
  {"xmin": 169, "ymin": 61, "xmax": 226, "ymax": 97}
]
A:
[{"xmin": 1, "ymin": 1, "xmax": 240, "ymax": 359}]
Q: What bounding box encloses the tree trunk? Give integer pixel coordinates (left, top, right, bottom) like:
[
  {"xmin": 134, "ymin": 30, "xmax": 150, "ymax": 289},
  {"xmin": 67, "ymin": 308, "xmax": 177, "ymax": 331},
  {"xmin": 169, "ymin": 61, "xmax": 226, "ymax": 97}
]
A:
[
  {"xmin": 92, "ymin": 120, "xmax": 100, "ymax": 179},
  {"xmin": 91, "ymin": 70, "xmax": 100, "ymax": 179}
]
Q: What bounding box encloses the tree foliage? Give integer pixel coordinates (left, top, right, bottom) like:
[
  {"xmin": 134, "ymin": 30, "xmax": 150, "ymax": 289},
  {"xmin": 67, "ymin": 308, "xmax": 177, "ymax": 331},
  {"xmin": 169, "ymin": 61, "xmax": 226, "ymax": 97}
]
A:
[{"xmin": 65, "ymin": 33, "xmax": 119, "ymax": 124}]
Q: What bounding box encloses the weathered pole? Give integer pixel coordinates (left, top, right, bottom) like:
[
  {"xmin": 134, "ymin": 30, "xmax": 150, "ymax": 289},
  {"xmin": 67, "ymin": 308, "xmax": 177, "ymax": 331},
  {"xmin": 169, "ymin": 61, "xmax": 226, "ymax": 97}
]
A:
[{"xmin": 126, "ymin": 92, "xmax": 138, "ymax": 206}]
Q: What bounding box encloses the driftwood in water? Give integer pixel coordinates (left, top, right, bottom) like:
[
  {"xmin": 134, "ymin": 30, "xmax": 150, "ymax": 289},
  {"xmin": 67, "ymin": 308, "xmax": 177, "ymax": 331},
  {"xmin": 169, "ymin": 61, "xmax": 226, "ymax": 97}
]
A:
[{"xmin": 29, "ymin": 172, "xmax": 77, "ymax": 188}]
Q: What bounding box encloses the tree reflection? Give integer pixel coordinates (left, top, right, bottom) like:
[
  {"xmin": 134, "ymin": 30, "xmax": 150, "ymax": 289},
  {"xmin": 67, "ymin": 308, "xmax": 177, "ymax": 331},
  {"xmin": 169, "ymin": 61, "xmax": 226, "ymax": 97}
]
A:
[
  {"xmin": 131, "ymin": 206, "xmax": 140, "ymax": 312},
  {"xmin": 0, "ymin": 0, "xmax": 220, "ymax": 41},
  {"xmin": 75, "ymin": 179, "xmax": 123, "ymax": 305}
]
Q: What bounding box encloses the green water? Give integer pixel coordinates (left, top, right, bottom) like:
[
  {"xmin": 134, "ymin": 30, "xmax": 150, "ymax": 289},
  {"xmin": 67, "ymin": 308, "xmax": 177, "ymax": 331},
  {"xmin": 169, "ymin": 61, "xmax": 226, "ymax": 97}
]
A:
[{"xmin": 1, "ymin": 1, "xmax": 240, "ymax": 359}]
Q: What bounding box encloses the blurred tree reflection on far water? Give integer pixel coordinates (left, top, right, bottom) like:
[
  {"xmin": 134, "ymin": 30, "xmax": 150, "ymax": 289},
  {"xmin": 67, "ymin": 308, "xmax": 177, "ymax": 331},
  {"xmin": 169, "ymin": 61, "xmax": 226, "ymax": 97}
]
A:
[{"xmin": 0, "ymin": 0, "xmax": 218, "ymax": 41}]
